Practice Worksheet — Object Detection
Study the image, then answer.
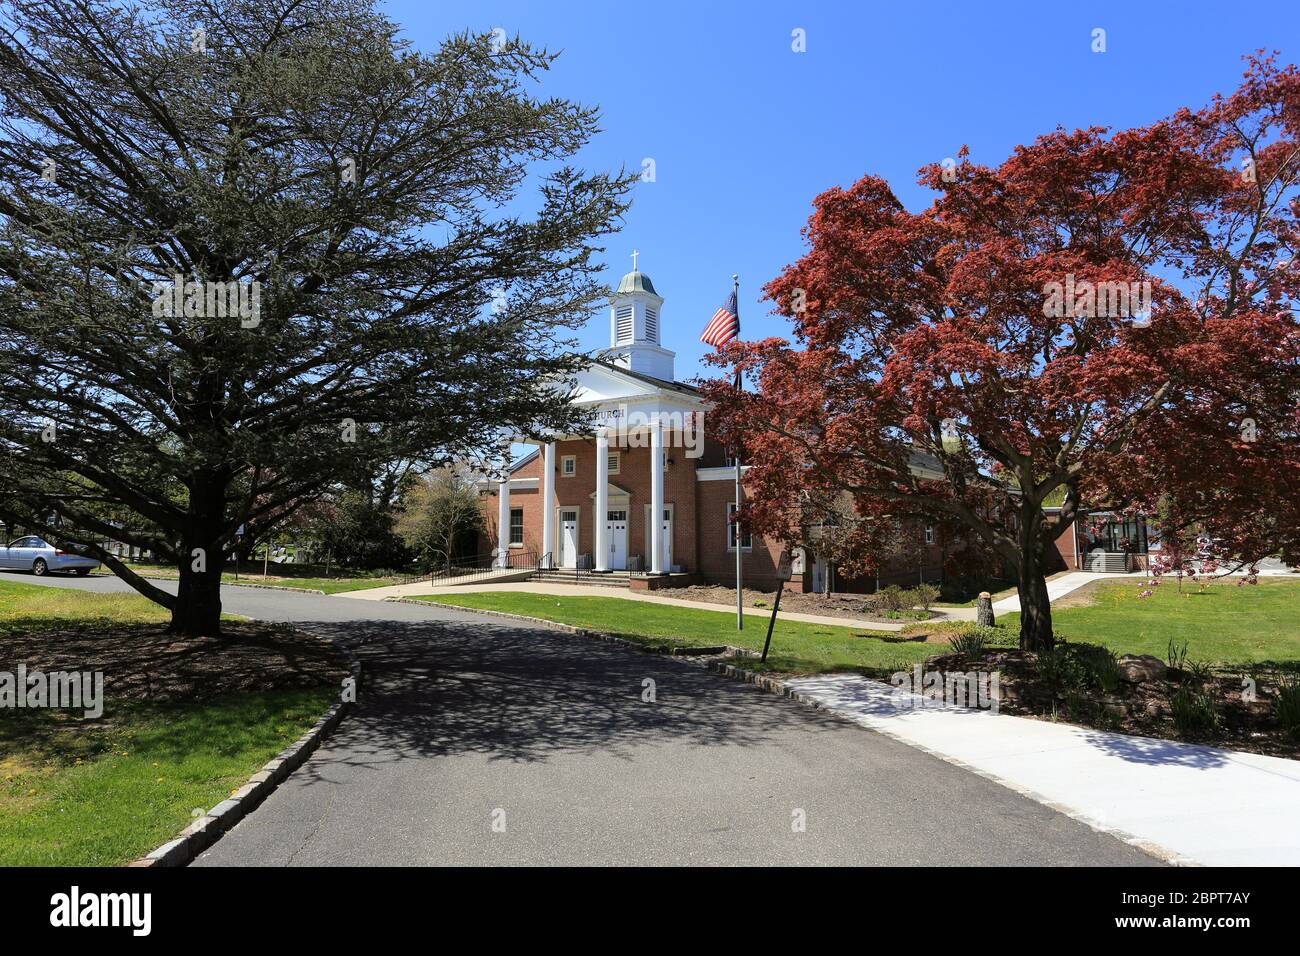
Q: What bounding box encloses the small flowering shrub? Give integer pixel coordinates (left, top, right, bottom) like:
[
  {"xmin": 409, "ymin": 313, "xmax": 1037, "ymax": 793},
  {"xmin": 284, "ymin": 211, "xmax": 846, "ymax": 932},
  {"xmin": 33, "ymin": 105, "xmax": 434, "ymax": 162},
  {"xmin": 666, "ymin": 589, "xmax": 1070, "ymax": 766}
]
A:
[{"xmin": 1137, "ymin": 520, "xmax": 1260, "ymax": 598}]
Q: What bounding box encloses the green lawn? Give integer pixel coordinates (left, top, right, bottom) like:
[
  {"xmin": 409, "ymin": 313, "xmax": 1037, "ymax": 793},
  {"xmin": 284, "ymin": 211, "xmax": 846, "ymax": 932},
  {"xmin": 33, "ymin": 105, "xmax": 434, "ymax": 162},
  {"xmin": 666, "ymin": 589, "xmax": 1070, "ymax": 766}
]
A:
[
  {"xmin": 0, "ymin": 577, "xmax": 338, "ymax": 865},
  {"xmin": 1003, "ymin": 578, "xmax": 1300, "ymax": 667},
  {"xmin": 0, "ymin": 576, "xmax": 245, "ymax": 630},
  {"xmin": 420, "ymin": 580, "xmax": 1300, "ymax": 675},
  {"xmin": 0, "ymin": 576, "xmax": 170, "ymax": 632},
  {"xmin": 933, "ymin": 584, "xmax": 1018, "ymax": 608},
  {"xmin": 0, "ymin": 689, "xmax": 333, "ymax": 866},
  {"xmin": 416, "ymin": 592, "xmax": 934, "ymax": 675}
]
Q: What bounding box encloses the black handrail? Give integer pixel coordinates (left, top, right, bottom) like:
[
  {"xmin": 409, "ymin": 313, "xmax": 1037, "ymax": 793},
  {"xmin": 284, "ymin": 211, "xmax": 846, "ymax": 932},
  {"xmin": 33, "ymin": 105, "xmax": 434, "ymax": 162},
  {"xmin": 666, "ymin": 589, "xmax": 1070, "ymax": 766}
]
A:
[{"xmin": 398, "ymin": 549, "xmax": 538, "ymax": 588}]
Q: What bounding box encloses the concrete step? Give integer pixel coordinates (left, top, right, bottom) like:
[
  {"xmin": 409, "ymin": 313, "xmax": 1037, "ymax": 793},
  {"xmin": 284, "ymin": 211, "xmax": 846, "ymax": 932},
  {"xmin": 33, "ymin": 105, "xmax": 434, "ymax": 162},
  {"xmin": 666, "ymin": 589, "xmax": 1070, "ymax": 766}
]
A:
[{"xmin": 530, "ymin": 571, "xmax": 631, "ymax": 588}]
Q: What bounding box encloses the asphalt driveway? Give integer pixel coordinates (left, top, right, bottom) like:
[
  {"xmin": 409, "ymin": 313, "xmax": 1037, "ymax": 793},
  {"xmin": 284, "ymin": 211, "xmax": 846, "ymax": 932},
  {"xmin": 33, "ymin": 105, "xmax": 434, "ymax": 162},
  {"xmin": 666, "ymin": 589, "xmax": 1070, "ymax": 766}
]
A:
[{"xmin": 6, "ymin": 571, "xmax": 1159, "ymax": 866}]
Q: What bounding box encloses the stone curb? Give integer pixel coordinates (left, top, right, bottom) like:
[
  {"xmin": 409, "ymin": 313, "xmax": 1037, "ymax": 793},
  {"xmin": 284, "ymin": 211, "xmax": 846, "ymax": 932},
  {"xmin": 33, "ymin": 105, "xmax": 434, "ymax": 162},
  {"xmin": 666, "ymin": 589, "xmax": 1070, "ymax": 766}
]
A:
[
  {"xmin": 217, "ymin": 581, "xmax": 328, "ymax": 595},
  {"xmin": 89, "ymin": 571, "xmax": 327, "ymax": 595},
  {"xmin": 387, "ymin": 597, "xmax": 1185, "ymax": 867},
  {"xmin": 133, "ymin": 574, "xmax": 328, "ymax": 595},
  {"xmin": 127, "ymin": 638, "xmax": 363, "ymax": 868}
]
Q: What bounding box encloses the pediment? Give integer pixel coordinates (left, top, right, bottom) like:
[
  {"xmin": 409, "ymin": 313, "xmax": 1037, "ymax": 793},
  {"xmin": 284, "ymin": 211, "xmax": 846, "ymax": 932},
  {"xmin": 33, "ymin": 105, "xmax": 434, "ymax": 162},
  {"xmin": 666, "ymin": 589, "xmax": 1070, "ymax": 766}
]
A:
[{"xmin": 569, "ymin": 362, "xmax": 661, "ymax": 403}]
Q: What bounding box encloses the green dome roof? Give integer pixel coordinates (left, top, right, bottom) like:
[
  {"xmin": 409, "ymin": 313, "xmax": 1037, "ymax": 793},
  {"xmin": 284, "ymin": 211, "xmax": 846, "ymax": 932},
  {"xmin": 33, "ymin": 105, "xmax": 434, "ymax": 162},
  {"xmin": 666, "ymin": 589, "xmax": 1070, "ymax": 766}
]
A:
[{"xmin": 615, "ymin": 270, "xmax": 657, "ymax": 296}]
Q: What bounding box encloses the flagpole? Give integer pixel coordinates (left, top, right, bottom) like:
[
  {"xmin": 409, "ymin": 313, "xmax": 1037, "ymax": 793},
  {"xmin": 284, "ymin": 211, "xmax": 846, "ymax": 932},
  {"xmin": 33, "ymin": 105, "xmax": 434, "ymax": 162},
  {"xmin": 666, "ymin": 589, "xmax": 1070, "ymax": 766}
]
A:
[{"xmin": 732, "ymin": 273, "xmax": 743, "ymax": 631}]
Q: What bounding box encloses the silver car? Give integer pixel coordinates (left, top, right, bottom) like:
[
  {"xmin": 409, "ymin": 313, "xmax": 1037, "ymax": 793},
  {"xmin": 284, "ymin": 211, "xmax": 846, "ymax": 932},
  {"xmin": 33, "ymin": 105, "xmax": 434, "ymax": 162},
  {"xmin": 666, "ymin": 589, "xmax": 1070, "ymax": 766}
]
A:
[{"xmin": 0, "ymin": 536, "xmax": 100, "ymax": 576}]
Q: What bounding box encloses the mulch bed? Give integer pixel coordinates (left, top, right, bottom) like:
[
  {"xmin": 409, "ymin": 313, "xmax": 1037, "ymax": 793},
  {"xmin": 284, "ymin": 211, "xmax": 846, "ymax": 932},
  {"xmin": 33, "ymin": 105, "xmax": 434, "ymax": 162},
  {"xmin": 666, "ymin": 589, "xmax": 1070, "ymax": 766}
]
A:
[
  {"xmin": 671, "ymin": 584, "xmax": 934, "ymax": 624},
  {"xmin": 0, "ymin": 622, "xmax": 348, "ymax": 703},
  {"xmin": 914, "ymin": 646, "xmax": 1300, "ymax": 760}
]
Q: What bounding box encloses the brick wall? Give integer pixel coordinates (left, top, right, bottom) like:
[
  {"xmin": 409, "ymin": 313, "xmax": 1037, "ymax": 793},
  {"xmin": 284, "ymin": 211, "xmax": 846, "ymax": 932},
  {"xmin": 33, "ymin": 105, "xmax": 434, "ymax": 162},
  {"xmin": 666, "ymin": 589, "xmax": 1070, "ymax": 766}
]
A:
[
  {"xmin": 479, "ymin": 431, "xmax": 701, "ymax": 571},
  {"xmin": 481, "ymin": 445, "xmax": 1069, "ymax": 594}
]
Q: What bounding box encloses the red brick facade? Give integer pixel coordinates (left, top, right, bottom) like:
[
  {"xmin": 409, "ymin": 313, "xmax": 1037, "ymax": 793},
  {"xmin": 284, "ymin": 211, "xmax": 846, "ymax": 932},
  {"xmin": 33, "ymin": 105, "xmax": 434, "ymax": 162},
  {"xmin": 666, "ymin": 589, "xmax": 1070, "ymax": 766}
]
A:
[{"xmin": 480, "ymin": 431, "xmax": 953, "ymax": 593}]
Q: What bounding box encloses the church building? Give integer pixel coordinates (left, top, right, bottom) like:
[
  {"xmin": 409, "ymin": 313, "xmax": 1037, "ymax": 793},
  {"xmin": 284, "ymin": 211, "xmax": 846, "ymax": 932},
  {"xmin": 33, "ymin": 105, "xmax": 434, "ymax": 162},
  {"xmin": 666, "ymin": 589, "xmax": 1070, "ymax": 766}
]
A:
[{"xmin": 477, "ymin": 262, "xmax": 952, "ymax": 593}]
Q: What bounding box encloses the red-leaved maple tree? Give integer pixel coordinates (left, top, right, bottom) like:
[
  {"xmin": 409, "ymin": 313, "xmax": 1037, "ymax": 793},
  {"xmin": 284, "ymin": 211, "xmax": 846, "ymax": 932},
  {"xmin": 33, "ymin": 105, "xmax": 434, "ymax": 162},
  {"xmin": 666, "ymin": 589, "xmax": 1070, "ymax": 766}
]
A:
[{"xmin": 703, "ymin": 54, "xmax": 1300, "ymax": 650}]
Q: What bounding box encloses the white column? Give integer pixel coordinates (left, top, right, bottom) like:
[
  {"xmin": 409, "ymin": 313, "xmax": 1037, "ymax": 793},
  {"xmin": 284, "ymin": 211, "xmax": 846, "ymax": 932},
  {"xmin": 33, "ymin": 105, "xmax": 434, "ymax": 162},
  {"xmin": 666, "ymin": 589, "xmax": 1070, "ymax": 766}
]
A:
[
  {"xmin": 541, "ymin": 441, "xmax": 556, "ymax": 568},
  {"xmin": 496, "ymin": 445, "xmax": 511, "ymax": 569},
  {"xmin": 650, "ymin": 419, "xmax": 665, "ymax": 574},
  {"xmin": 594, "ymin": 428, "xmax": 609, "ymax": 572}
]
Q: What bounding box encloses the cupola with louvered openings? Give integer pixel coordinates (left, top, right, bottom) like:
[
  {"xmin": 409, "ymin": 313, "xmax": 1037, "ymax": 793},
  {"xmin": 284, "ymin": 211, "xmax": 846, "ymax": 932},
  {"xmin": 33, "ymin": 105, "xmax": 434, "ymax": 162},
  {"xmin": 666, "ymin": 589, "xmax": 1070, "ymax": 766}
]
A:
[{"xmin": 606, "ymin": 262, "xmax": 675, "ymax": 380}]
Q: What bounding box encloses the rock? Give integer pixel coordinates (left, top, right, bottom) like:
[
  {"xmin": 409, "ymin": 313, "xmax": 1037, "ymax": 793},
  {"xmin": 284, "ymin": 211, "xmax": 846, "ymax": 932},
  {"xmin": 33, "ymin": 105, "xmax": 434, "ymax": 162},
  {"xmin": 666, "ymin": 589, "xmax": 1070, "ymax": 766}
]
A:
[
  {"xmin": 1098, "ymin": 696, "xmax": 1128, "ymax": 718},
  {"xmin": 975, "ymin": 592, "xmax": 995, "ymax": 627},
  {"xmin": 1118, "ymin": 654, "xmax": 1167, "ymax": 683}
]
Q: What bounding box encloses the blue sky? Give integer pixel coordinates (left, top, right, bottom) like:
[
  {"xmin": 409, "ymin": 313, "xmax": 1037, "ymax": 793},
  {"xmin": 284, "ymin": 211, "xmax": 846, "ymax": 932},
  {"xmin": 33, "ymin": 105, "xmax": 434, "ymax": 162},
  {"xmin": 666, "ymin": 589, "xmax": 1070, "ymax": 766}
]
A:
[{"xmin": 383, "ymin": 0, "xmax": 1298, "ymax": 380}]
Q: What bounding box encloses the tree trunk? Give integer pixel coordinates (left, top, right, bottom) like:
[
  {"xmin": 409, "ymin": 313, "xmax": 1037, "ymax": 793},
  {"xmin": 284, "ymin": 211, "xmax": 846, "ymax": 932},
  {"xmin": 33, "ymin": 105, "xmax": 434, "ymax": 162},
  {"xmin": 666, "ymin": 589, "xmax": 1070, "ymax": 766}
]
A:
[
  {"xmin": 168, "ymin": 480, "xmax": 227, "ymax": 637},
  {"xmin": 1016, "ymin": 547, "xmax": 1054, "ymax": 651},
  {"xmin": 170, "ymin": 563, "xmax": 224, "ymax": 636}
]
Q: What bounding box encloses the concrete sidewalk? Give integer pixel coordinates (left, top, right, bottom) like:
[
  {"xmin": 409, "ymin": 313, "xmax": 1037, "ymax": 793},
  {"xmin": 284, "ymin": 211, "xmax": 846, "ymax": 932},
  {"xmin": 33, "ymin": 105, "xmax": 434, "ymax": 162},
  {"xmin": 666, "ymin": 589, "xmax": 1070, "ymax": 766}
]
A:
[{"xmin": 785, "ymin": 674, "xmax": 1300, "ymax": 866}]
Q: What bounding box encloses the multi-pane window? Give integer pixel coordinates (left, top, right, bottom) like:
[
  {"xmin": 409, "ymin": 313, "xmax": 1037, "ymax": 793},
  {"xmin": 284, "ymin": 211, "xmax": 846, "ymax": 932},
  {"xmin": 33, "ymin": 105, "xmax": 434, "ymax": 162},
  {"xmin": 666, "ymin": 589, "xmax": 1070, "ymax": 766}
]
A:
[
  {"xmin": 925, "ymin": 526, "xmax": 934, "ymax": 545},
  {"xmin": 726, "ymin": 503, "xmax": 751, "ymax": 550},
  {"xmin": 1089, "ymin": 516, "xmax": 1149, "ymax": 553},
  {"xmin": 561, "ymin": 455, "xmax": 576, "ymax": 476},
  {"xmin": 509, "ymin": 508, "xmax": 524, "ymax": 546}
]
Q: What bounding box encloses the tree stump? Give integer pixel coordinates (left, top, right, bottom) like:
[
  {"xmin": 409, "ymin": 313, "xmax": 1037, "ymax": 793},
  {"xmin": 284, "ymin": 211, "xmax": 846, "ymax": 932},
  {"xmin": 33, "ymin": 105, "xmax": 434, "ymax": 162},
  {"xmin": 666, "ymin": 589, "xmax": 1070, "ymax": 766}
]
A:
[{"xmin": 975, "ymin": 591, "xmax": 995, "ymax": 627}]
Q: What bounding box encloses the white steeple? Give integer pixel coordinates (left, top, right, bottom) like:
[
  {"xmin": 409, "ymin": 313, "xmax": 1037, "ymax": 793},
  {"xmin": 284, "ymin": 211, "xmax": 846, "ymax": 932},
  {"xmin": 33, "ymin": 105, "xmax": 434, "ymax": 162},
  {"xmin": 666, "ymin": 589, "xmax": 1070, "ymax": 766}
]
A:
[{"xmin": 605, "ymin": 251, "xmax": 675, "ymax": 381}]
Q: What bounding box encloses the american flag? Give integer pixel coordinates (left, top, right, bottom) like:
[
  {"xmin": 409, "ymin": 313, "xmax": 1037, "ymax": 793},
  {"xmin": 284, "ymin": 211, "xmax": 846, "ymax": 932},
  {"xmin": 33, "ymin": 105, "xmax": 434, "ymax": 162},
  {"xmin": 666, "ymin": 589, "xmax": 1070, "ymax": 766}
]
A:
[{"xmin": 700, "ymin": 287, "xmax": 740, "ymax": 347}]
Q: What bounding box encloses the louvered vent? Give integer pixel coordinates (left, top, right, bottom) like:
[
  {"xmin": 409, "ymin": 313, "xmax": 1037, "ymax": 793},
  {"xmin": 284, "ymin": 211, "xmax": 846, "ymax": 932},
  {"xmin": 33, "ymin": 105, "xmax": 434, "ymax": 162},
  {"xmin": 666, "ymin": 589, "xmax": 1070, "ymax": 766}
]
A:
[
  {"xmin": 615, "ymin": 305, "xmax": 634, "ymax": 343},
  {"xmin": 644, "ymin": 307, "xmax": 658, "ymax": 341}
]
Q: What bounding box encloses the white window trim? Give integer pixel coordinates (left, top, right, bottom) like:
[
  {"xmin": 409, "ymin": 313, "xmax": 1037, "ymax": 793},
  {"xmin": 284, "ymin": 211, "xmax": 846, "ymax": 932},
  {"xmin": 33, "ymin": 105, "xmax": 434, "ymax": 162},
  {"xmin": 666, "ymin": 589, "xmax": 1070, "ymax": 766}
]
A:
[
  {"xmin": 560, "ymin": 455, "xmax": 576, "ymax": 477},
  {"xmin": 607, "ymin": 451, "xmax": 620, "ymax": 475},
  {"xmin": 509, "ymin": 507, "xmax": 524, "ymax": 548},
  {"xmin": 924, "ymin": 526, "xmax": 934, "ymax": 545},
  {"xmin": 726, "ymin": 502, "xmax": 752, "ymax": 552}
]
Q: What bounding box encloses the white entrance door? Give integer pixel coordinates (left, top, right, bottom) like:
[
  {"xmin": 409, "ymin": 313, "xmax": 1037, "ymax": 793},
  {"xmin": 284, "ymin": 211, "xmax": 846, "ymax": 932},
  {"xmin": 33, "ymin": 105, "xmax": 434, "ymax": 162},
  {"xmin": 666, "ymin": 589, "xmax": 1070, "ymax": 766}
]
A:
[
  {"xmin": 644, "ymin": 505, "xmax": 673, "ymax": 570},
  {"xmin": 559, "ymin": 510, "xmax": 579, "ymax": 568},
  {"xmin": 811, "ymin": 554, "xmax": 826, "ymax": 593},
  {"xmin": 660, "ymin": 510, "xmax": 673, "ymax": 569},
  {"xmin": 605, "ymin": 510, "xmax": 628, "ymax": 570}
]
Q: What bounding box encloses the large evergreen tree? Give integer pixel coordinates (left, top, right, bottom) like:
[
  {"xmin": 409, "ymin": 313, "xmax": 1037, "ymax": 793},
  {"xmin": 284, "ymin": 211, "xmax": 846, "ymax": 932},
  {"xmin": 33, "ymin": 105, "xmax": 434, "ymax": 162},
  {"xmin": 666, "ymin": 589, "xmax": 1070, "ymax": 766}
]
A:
[{"xmin": 0, "ymin": 0, "xmax": 630, "ymax": 634}]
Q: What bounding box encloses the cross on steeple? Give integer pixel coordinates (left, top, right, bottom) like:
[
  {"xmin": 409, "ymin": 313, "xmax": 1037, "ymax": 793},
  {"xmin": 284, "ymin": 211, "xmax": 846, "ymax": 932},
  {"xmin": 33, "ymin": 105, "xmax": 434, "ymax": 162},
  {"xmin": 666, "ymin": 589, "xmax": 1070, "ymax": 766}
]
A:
[{"xmin": 631, "ymin": 249, "xmax": 639, "ymax": 272}]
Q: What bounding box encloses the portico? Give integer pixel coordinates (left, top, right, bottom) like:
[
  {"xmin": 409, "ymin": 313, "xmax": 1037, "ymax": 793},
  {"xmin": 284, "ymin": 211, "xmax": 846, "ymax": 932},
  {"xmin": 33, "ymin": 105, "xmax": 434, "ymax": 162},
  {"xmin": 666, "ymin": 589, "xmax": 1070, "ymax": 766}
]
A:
[
  {"xmin": 491, "ymin": 264, "xmax": 704, "ymax": 577},
  {"xmin": 498, "ymin": 402, "xmax": 695, "ymax": 575}
]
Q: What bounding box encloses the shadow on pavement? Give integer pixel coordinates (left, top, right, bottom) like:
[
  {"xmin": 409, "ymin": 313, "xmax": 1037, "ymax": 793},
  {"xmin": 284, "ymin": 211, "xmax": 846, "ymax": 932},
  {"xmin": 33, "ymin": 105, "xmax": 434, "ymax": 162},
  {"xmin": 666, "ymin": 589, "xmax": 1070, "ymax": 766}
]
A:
[{"xmin": 282, "ymin": 617, "xmax": 847, "ymax": 777}]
